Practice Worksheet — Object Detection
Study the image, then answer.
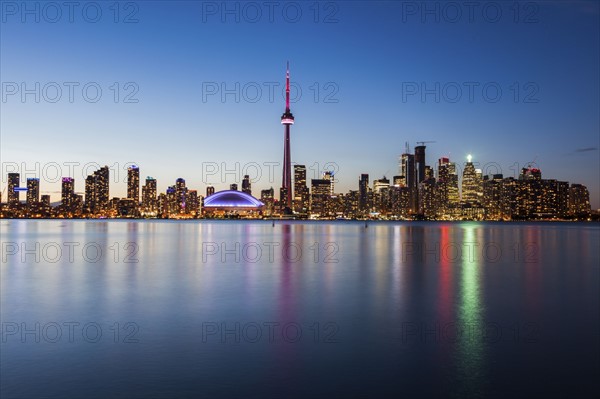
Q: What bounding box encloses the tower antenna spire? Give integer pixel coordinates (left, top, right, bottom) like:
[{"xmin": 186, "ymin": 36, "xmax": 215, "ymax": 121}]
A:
[{"xmin": 285, "ymin": 61, "xmax": 290, "ymax": 112}]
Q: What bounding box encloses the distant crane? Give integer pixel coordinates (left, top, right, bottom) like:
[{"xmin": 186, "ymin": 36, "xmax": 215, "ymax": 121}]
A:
[{"xmin": 416, "ymin": 141, "xmax": 436, "ymax": 146}]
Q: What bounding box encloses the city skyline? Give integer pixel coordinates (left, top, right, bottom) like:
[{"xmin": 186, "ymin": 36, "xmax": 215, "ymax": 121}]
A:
[
  {"xmin": 2, "ymin": 142, "xmax": 596, "ymax": 208},
  {"xmin": 1, "ymin": 144, "xmax": 593, "ymax": 220},
  {"xmin": 1, "ymin": 2, "xmax": 599, "ymax": 208}
]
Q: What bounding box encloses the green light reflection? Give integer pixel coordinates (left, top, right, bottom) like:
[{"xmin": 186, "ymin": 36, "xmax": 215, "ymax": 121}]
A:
[{"xmin": 457, "ymin": 223, "xmax": 485, "ymax": 396}]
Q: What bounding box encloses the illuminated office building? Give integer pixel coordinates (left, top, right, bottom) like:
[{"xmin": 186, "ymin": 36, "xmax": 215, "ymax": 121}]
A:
[
  {"xmin": 483, "ymin": 174, "xmax": 503, "ymax": 219},
  {"xmin": 569, "ymin": 184, "xmax": 591, "ymax": 217},
  {"xmin": 294, "ymin": 165, "xmax": 308, "ymax": 214},
  {"xmin": 391, "ymin": 186, "xmax": 410, "ymax": 218},
  {"xmin": 447, "ymin": 162, "xmax": 459, "ymax": 207},
  {"xmin": 373, "ymin": 176, "xmax": 390, "ymax": 193},
  {"xmin": 241, "ymin": 175, "xmax": 251, "ymax": 195},
  {"xmin": 436, "ymin": 158, "xmax": 450, "ymax": 217},
  {"xmin": 418, "ymin": 177, "xmax": 437, "ymax": 218},
  {"xmin": 414, "ymin": 145, "xmax": 426, "ymax": 184},
  {"xmin": 518, "ymin": 167, "xmax": 542, "ymax": 218},
  {"xmin": 425, "ymin": 165, "xmax": 434, "ymax": 180},
  {"xmin": 359, "ymin": 174, "xmax": 369, "ymax": 213},
  {"xmin": 261, "ymin": 187, "xmax": 275, "ymax": 216},
  {"xmin": 461, "ymin": 155, "xmax": 481, "ymax": 205},
  {"xmin": 373, "ymin": 176, "xmax": 390, "ymax": 215},
  {"xmin": 323, "ymin": 171, "xmax": 334, "ymax": 195},
  {"xmin": 400, "ymin": 153, "xmax": 416, "ymax": 212},
  {"xmin": 311, "ymin": 178, "xmax": 331, "ymax": 217}
]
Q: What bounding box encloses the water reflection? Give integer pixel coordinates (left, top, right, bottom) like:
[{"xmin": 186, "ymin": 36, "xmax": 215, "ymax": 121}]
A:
[
  {"xmin": 1, "ymin": 220, "xmax": 598, "ymax": 399},
  {"xmin": 436, "ymin": 224, "xmax": 453, "ymax": 373},
  {"xmin": 273, "ymin": 223, "xmax": 300, "ymax": 390},
  {"xmin": 456, "ymin": 223, "xmax": 485, "ymax": 397}
]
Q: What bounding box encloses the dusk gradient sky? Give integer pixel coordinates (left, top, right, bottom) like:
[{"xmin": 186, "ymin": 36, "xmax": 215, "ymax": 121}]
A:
[{"xmin": 1, "ymin": 1, "xmax": 599, "ymax": 207}]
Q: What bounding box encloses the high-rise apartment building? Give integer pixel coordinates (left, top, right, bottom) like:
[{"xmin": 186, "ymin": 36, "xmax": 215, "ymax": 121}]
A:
[
  {"xmin": 141, "ymin": 176, "xmax": 157, "ymax": 214},
  {"xmin": 61, "ymin": 177, "xmax": 75, "ymax": 210},
  {"xmin": 127, "ymin": 165, "xmax": 140, "ymax": 203},
  {"xmin": 7, "ymin": 173, "xmax": 20, "ymax": 205},
  {"xmin": 26, "ymin": 178, "xmax": 40, "ymax": 205}
]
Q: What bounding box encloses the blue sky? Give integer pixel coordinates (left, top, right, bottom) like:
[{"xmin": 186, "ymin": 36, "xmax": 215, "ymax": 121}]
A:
[{"xmin": 1, "ymin": 1, "xmax": 599, "ymax": 207}]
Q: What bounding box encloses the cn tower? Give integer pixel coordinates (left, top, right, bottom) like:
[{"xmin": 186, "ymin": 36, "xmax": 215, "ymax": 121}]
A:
[{"xmin": 280, "ymin": 61, "xmax": 294, "ymax": 214}]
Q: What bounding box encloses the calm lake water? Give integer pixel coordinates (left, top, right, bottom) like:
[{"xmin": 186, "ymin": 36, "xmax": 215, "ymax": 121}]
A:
[{"xmin": 1, "ymin": 220, "xmax": 599, "ymax": 398}]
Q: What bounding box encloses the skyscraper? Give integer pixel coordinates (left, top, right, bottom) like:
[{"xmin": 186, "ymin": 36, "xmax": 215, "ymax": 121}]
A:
[
  {"xmin": 176, "ymin": 178, "xmax": 187, "ymax": 213},
  {"xmin": 461, "ymin": 155, "xmax": 481, "ymax": 205},
  {"xmin": 323, "ymin": 171, "xmax": 335, "ymax": 195},
  {"xmin": 142, "ymin": 176, "xmax": 157, "ymax": 214},
  {"xmin": 294, "ymin": 165, "xmax": 308, "ymax": 213},
  {"xmin": 127, "ymin": 165, "xmax": 140, "ymax": 203},
  {"xmin": 206, "ymin": 186, "xmax": 215, "ymax": 197},
  {"xmin": 157, "ymin": 193, "xmax": 167, "ymax": 217},
  {"xmin": 569, "ymin": 184, "xmax": 591, "ymax": 217},
  {"xmin": 359, "ymin": 174, "xmax": 369, "ymax": 213},
  {"xmin": 26, "ymin": 178, "xmax": 40, "ymax": 205},
  {"xmin": 436, "ymin": 158, "xmax": 450, "ymax": 214},
  {"xmin": 61, "ymin": 177, "xmax": 75, "ymax": 209},
  {"xmin": 166, "ymin": 186, "xmax": 177, "ymax": 215},
  {"xmin": 414, "ymin": 145, "xmax": 427, "ymax": 214},
  {"xmin": 7, "ymin": 173, "xmax": 19, "ymax": 206},
  {"xmin": 400, "ymin": 152, "xmax": 416, "ymax": 213},
  {"xmin": 518, "ymin": 167, "xmax": 542, "ymax": 217},
  {"xmin": 242, "ymin": 175, "xmax": 251, "ymax": 195},
  {"xmin": 95, "ymin": 166, "xmax": 110, "ymax": 212},
  {"xmin": 187, "ymin": 190, "xmax": 199, "ymax": 215},
  {"xmin": 447, "ymin": 161, "xmax": 459, "ymax": 207},
  {"xmin": 85, "ymin": 175, "xmax": 96, "ymax": 213},
  {"xmin": 436, "ymin": 157, "xmax": 459, "ymax": 217},
  {"xmin": 280, "ymin": 62, "xmax": 295, "ymax": 214},
  {"xmin": 414, "ymin": 145, "xmax": 426, "ymax": 184},
  {"xmin": 419, "ymin": 178, "xmax": 436, "ymax": 218},
  {"xmin": 311, "ymin": 178, "xmax": 331, "ymax": 217},
  {"xmin": 261, "ymin": 187, "xmax": 275, "ymax": 216},
  {"xmin": 373, "ymin": 176, "xmax": 391, "ymax": 214},
  {"xmin": 84, "ymin": 166, "xmax": 109, "ymax": 214},
  {"xmin": 483, "ymin": 174, "xmax": 504, "ymax": 219}
]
